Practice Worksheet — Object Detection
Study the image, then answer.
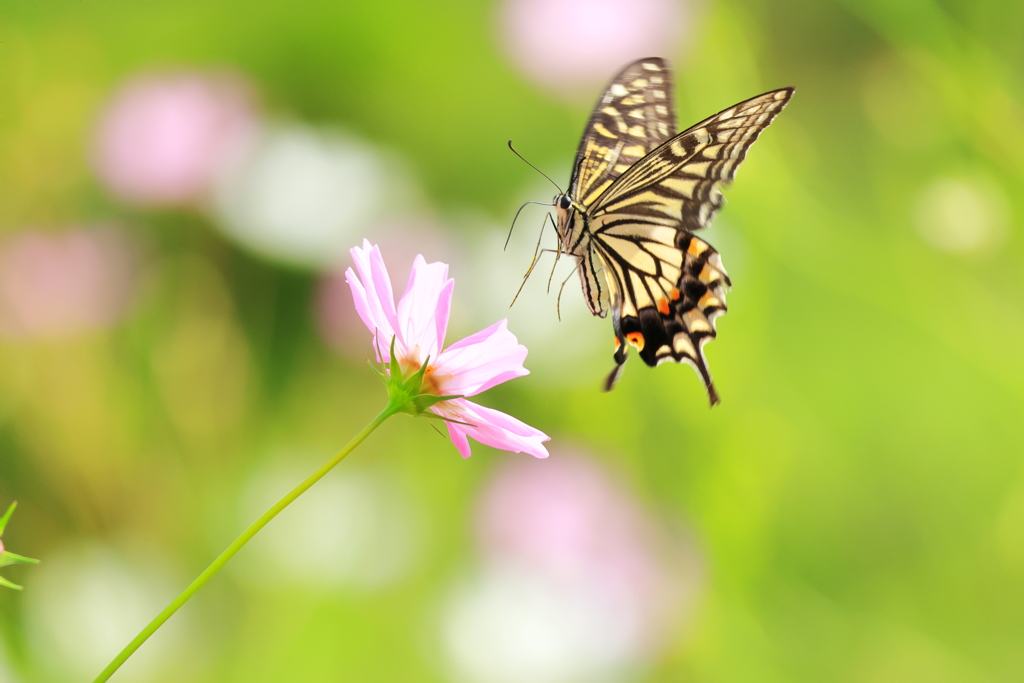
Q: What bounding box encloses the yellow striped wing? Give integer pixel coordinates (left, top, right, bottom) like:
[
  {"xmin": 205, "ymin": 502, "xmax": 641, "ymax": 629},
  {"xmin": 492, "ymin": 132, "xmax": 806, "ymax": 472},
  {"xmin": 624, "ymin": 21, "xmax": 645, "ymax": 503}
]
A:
[
  {"xmin": 588, "ymin": 87, "xmax": 794, "ymax": 403},
  {"xmin": 570, "ymin": 58, "xmax": 678, "ymax": 209}
]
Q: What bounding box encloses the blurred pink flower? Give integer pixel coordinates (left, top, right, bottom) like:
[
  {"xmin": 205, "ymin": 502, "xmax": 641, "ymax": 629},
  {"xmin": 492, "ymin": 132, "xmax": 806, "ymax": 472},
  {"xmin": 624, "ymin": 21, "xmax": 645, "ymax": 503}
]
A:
[
  {"xmin": 0, "ymin": 227, "xmax": 138, "ymax": 340},
  {"xmin": 92, "ymin": 71, "xmax": 258, "ymax": 206},
  {"xmin": 440, "ymin": 450, "xmax": 702, "ymax": 681},
  {"xmin": 477, "ymin": 451, "xmax": 651, "ymax": 574},
  {"xmin": 475, "ymin": 450, "xmax": 699, "ymax": 646},
  {"xmin": 345, "ymin": 240, "xmax": 549, "ymax": 459},
  {"xmin": 499, "ymin": 0, "xmax": 686, "ymax": 96}
]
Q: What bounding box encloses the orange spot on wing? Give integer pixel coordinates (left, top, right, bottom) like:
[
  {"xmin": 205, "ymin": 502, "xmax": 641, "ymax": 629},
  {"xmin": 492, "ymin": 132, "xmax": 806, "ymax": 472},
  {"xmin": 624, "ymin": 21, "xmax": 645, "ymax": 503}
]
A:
[
  {"xmin": 657, "ymin": 298, "xmax": 670, "ymax": 315},
  {"xmin": 669, "ymin": 287, "xmax": 681, "ymax": 300},
  {"xmin": 687, "ymin": 239, "xmax": 709, "ymax": 257},
  {"xmin": 625, "ymin": 332, "xmax": 645, "ymax": 351}
]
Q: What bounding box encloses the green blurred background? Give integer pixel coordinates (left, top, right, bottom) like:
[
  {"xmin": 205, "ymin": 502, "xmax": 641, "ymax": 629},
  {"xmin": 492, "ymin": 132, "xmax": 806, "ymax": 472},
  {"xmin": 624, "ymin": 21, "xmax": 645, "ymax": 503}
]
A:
[{"xmin": 2, "ymin": 0, "xmax": 1024, "ymax": 681}]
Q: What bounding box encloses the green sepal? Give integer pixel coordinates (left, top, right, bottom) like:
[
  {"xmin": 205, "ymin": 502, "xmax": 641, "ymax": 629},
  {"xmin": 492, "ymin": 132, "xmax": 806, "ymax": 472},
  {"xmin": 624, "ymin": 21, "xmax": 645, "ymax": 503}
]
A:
[
  {"xmin": 0, "ymin": 502, "xmax": 16, "ymax": 537},
  {"xmin": 403, "ymin": 355, "xmax": 431, "ymax": 395},
  {"xmin": 411, "ymin": 394, "xmax": 461, "ymax": 412},
  {"xmin": 1, "ymin": 551, "xmax": 40, "ymax": 568},
  {"xmin": 367, "ymin": 360, "xmax": 389, "ymax": 386},
  {"xmin": 421, "ymin": 412, "xmax": 475, "ymax": 428},
  {"xmin": 0, "ymin": 576, "xmax": 23, "ymax": 591},
  {"xmin": 373, "ymin": 335, "xmax": 471, "ymax": 424},
  {"xmin": 388, "ymin": 336, "xmax": 402, "ymax": 384}
]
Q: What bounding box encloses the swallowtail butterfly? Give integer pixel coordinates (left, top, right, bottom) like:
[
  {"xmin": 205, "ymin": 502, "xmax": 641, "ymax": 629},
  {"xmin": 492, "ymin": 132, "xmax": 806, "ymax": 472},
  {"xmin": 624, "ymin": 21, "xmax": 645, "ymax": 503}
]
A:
[{"xmin": 552, "ymin": 58, "xmax": 793, "ymax": 404}]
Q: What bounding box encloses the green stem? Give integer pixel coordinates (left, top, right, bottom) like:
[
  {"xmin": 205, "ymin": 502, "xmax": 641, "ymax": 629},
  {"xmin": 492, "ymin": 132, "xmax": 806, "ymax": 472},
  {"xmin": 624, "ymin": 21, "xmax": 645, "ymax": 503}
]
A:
[{"xmin": 93, "ymin": 403, "xmax": 399, "ymax": 683}]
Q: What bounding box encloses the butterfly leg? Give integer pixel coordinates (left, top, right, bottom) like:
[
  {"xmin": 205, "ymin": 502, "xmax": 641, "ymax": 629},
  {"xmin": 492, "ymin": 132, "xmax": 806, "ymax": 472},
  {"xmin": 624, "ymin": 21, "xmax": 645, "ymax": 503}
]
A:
[
  {"xmin": 555, "ymin": 260, "xmax": 581, "ymax": 322},
  {"xmin": 546, "ymin": 229, "xmax": 564, "ymax": 294},
  {"xmin": 509, "ymin": 212, "xmax": 555, "ymax": 307},
  {"xmin": 511, "ymin": 247, "xmax": 563, "ymax": 305}
]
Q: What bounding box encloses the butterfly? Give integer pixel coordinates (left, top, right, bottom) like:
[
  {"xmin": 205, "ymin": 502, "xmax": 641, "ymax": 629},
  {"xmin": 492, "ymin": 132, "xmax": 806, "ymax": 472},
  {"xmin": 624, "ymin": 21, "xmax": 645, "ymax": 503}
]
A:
[{"xmin": 552, "ymin": 58, "xmax": 793, "ymax": 405}]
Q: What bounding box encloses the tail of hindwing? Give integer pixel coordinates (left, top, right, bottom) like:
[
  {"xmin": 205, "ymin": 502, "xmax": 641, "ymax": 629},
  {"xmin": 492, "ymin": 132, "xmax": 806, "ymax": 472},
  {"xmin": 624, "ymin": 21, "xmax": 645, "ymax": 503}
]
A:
[{"xmin": 604, "ymin": 232, "xmax": 730, "ymax": 405}]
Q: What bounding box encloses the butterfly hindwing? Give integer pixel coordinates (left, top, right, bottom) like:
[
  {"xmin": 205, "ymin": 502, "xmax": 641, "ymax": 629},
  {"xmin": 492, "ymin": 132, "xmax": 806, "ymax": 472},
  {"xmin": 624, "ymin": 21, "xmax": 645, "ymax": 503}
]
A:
[
  {"xmin": 570, "ymin": 59, "xmax": 677, "ymax": 208},
  {"xmin": 595, "ymin": 229, "xmax": 730, "ymax": 403}
]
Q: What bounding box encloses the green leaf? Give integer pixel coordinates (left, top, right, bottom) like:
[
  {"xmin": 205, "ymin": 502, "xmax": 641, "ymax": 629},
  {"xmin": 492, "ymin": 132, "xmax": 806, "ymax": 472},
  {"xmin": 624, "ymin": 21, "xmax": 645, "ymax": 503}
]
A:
[
  {"xmin": 1, "ymin": 551, "xmax": 40, "ymax": 568},
  {"xmin": 0, "ymin": 576, "xmax": 23, "ymax": 591},
  {"xmin": 0, "ymin": 501, "xmax": 16, "ymax": 537}
]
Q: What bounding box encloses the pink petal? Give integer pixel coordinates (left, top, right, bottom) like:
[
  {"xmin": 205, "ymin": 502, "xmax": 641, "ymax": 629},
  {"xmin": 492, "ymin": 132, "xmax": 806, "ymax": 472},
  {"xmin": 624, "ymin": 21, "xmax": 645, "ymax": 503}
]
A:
[
  {"xmin": 433, "ymin": 320, "xmax": 529, "ymax": 397},
  {"xmin": 347, "ymin": 240, "xmax": 404, "ymax": 359},
  {"xmin": 435, "ymin": 398, "xmax": 549, "ymax": 459},
  {"xmin": 396, "ymin": 255, "xmax": 453, "ymax": 363},
  {"xmin": 345, "ymin": 267, "xmax": 383, "ymax": 358}
]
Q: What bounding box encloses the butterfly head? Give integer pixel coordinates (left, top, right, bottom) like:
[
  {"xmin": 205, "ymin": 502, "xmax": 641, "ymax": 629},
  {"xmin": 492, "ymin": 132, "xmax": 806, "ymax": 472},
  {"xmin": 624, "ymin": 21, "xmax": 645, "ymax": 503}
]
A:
[
  {"xmin": 553, "ymin": 193, "xmax": 577, "ymax": 223},
  {"xmin": 553, "ymin": 194, "xmax": 584, "ymax": 250}
]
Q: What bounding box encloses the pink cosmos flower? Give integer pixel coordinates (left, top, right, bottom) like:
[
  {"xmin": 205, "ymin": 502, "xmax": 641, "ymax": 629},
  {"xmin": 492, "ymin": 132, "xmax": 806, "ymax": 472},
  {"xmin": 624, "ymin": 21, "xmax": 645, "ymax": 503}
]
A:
[{"xmin": 345, "ymin": 240, "xmax": 549, "ymax": 459}]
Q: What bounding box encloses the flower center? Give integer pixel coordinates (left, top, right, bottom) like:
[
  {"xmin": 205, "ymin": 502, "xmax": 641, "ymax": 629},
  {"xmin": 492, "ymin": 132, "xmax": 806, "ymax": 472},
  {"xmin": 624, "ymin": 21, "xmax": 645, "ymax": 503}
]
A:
[
  {"xmin": 419, "ymin": 365, "xmax": 443, "ymax": 395},
  {"xmin": 400, "ymin": 356, "xmax": 445, "ymax": 395}
]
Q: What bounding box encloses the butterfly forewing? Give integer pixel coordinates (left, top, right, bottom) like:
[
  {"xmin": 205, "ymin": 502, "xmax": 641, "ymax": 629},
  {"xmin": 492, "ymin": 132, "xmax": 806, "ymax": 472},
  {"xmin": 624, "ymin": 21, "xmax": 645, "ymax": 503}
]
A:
[
  {"xmin": 591, "ymin": 88, "xmax": 794, "ymax": 232},
  {"xmin": 570, "ymin": 59, "xmax": 677, "ymax": 208}
]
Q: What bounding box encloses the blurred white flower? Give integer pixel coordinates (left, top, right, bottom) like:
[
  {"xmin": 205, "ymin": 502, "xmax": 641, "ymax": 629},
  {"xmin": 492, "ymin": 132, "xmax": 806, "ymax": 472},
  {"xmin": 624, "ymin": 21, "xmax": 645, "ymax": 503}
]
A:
[
  {"xmin": 442, "ymin": 564, "xmax": 637, "ymax": 683},
  {"xmin": 212, "ymin": 124, "xmax": 415, "ymax": 268},
  {"xmin": 914, "ymin": 175, "xmax": 1009, "ymax": 253},
  {"xmin": 24, "ymin": 544, "xmax": 187, "ymax": 682},
  {"xmin": 92, "ymin": 71, "xmax": 258, "ymax": 206},
  {"xmin": 232, "ymin": 458, "xmax": 421, "ymax": 591},
  {"xmin": 498, "ymin": 0, "xmax": 687, "ymax": 97},
  {"xmin": 439, "ymin": 450, "xmax": 702, "ymax": 683},
  {"xmin": 0, "ymin": 226, "xmax": 138, "ymax": 340}
]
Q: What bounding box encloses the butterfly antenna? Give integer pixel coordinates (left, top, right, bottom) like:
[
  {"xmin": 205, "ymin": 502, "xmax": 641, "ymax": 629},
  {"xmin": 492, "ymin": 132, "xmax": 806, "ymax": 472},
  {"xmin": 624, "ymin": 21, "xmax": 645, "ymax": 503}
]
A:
[
  {"xmin": 507, "ymin": 141, "xmax": 562, "ymax": 195},
  {"xmin": 506, "ymin": 200, "xmax": 552, "ymax": 251}
]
